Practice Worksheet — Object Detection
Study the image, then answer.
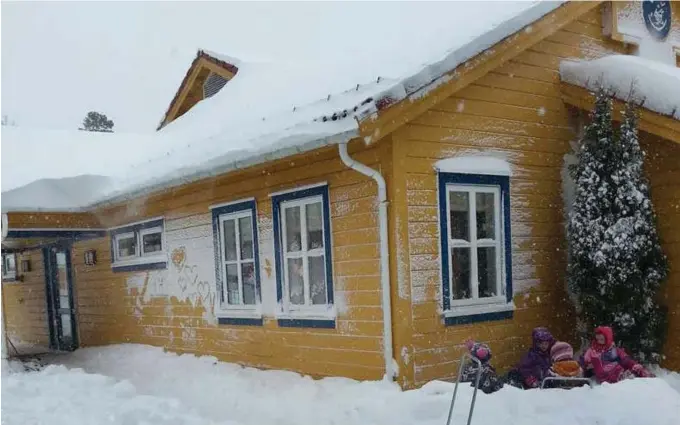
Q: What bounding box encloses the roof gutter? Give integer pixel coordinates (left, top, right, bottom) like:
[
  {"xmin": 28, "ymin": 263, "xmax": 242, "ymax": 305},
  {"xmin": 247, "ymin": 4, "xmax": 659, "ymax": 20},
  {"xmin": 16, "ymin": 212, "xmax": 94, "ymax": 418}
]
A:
[{"xmin": 338, "ymin": 142, "xmax": 395, "ymax": 381}]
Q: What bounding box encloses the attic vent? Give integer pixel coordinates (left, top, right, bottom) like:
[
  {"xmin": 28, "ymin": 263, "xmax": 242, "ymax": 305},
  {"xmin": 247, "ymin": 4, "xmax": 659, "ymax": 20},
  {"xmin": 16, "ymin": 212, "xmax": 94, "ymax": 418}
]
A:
[{"xmin": 203, "ymin": 72, "xmax": 228, "ymax": 99}]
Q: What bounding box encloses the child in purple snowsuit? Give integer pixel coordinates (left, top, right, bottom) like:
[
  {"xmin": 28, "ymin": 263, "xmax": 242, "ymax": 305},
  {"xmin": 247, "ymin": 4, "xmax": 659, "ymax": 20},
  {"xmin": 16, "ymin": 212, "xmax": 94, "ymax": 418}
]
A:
[{"xmin": 507, "ymin": 327, "xmax": 555, "ymax": 389}]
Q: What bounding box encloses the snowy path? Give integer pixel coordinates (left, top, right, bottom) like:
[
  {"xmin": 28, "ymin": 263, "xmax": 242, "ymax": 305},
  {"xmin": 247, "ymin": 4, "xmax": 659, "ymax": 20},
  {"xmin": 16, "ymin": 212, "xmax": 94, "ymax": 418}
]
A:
[{"xmin": 2, "ymin": 344, "xmax": 680, "ymax": 425}]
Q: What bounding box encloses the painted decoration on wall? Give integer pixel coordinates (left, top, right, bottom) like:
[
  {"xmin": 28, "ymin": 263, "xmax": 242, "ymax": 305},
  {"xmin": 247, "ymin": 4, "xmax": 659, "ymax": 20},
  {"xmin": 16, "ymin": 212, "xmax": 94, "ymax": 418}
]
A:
[{"xmin": 643, "ymin": 1, "xmax": 672, "ymax": 40}]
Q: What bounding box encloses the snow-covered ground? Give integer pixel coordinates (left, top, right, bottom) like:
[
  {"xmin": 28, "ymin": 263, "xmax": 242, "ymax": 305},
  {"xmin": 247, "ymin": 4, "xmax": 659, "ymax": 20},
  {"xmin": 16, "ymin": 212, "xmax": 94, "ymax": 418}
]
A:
[{"xmin": 2, "ymin": 344, "xmax": 680, "ymax": 425}]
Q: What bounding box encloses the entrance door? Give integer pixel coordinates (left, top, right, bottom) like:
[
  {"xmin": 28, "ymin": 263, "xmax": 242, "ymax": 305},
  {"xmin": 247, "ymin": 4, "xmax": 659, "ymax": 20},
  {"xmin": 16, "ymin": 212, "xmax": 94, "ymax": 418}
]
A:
[{"xmin": 44, "ymin": 244, "xmax": 78, "ymax": 351}]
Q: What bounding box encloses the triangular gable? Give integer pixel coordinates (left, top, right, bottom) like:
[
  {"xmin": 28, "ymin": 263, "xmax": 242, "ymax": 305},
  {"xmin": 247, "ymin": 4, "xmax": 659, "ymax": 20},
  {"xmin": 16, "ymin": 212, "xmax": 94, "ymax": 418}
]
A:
[
  {"xmin": 356, "ymin": 1, "xmax": 603, "ymax": 144},
  {"xmin": 157, "ymin": 49, "xmax": 239, "ymax": 130}
]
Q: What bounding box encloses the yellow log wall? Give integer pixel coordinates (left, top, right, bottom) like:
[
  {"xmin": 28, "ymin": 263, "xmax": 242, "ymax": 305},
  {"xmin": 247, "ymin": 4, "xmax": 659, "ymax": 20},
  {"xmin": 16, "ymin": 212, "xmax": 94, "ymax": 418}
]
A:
[
  {"xmin": 71, "ymin": 140, "xmax": 388, "ymax": 381},
  {"xmin": 392, "ymin": 6, "xmax": 632, "ymax": 387},
  {"xmin": 2, "ymin": 249, "xmax": 50, "ymax": 350},
  {"xmin": 642, "ymin": 134, "xmax": 680, "ymax": 370}
]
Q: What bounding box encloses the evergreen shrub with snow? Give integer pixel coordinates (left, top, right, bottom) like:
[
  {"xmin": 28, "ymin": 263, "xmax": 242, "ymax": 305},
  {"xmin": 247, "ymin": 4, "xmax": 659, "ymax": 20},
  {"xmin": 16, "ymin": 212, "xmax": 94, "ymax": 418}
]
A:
[{"xmin": 566, "ymin": 88, "xmax": 668, "ymax": 362}]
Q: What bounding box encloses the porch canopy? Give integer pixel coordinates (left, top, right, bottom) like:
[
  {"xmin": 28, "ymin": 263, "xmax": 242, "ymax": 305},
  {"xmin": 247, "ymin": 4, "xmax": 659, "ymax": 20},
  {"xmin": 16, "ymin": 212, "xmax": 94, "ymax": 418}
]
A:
[{"xmin": 558, "ymin": 54, "xmax": 680, "ymax": 144}]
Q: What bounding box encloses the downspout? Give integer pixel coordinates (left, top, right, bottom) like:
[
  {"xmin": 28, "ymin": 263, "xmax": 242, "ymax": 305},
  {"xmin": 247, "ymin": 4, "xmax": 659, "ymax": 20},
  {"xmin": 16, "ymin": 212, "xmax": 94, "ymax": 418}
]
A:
[
  {"xmin": 1, "ymin": 213, "xmax": 9, "ymax": 359},
  {"xmin": 338, "ymin": 142, "xmax": 395, "ymax": 380}
]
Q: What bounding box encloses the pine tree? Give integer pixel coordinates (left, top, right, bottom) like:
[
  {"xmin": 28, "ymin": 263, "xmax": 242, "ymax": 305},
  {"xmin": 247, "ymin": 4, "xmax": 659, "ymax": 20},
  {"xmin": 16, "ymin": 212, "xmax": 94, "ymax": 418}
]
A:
[
  {"xmin": 80, "ymin": 111, "xmax": 114, "ymax": 132},
  {"xmin": 567, "ymin": 88, "xmax": 667, "ymax": 361}
]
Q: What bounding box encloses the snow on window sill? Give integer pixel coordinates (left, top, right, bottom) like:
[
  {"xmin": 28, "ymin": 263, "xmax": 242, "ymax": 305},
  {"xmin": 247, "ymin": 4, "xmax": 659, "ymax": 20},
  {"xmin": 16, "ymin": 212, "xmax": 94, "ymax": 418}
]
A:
[
  {"xmin": 111, "ymin": 255, "xmax": 167, "ymax": 273},
  {"xmin": 434, "ymin": 156, "xmax": 513, "ymax": 176},
  {"xmin": 276, "ymin": 305, "xmax": 337, "ymax": 328},
  {"xmin": 443, "ymin": 300, "xmax": 515, "ymax": 326},
  {"xmin": 2, "ymin": 273, "xmax": 18, "ymax": 283}
]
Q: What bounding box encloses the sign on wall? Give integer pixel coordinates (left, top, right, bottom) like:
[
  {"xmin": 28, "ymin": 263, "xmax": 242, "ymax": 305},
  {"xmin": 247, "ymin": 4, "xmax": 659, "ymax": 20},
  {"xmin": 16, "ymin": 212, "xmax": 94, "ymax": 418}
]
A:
[
  {"xmin": 643, "ymin": 1, "xmax": 672, "ymax": 40},
  {"xmin": 604, "ymin": 0, "xmax": 679, "ymax": 65}
]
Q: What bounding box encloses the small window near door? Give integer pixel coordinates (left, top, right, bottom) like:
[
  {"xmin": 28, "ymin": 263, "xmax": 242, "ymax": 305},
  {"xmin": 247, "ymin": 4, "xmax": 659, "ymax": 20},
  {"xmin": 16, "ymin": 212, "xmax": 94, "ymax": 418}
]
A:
[
  {"xmin": 2, "ymin": 253, "xmax": 17, "ymax": 281},
  {"xmin": 110, "ymin": 218, "xmax": 166, "ymax": 272}
]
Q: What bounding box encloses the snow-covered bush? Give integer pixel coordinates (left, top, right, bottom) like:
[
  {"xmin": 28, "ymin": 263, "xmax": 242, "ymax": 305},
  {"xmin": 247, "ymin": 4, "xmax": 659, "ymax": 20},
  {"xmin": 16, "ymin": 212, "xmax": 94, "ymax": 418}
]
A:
[{"xmin": 566, "ymin": 88, "xmax": 668, "ymax": 362}]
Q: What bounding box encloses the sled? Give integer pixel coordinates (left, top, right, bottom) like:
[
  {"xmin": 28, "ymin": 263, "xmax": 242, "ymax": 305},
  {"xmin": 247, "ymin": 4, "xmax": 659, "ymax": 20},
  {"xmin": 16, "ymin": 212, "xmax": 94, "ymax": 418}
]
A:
[
  {"xmin": 445, "ymin": 353, "xmax": 481, "ymax": 425},
  {"xmin": 540, "ymin": 376, "xmax": 595, "ymax": 389}
]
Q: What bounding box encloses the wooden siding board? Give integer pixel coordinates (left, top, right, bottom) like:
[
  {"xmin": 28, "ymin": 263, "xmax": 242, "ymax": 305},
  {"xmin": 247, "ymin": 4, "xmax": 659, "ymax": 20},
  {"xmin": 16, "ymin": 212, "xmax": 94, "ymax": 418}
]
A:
[
  {"xmin": 396, "ymin": 3, "xmax": 629, "ymax": 384},
  {"xmin": 69, "ymin": 138, "xmax": 389, "ymax": 383},
  {"xmin": 2, "ymin": 249, "xmax": 50, "ymax": 350}
]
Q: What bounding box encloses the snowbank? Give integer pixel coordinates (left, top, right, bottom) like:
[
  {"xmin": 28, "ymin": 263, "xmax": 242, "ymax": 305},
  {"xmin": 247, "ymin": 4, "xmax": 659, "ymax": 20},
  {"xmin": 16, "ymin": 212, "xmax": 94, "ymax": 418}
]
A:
[
  {"xmin": 2, "ymin": 2, "xmax": 563, "ymax": 211},
  {"xmin": 560, "ymin": 55, "xmax": 680, "ymax": 119},
  {"xmin": 3, "ymin": 344, "xmax": 679, "ymax": 425}
]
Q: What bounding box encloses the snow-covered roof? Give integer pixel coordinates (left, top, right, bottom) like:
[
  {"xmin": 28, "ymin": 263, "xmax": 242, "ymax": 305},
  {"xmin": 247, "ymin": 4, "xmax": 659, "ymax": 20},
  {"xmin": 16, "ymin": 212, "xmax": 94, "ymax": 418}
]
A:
[
  {"xmin": 559, "ymin": 55, "xmax": 680, "ymax": 120},
  {"xmin": 2, "ymin": 1, "xmax": 564, "ymax": 212},
  {"xmin": 1, "ymin": 175, "xmax": 113, "ymax": 212}
]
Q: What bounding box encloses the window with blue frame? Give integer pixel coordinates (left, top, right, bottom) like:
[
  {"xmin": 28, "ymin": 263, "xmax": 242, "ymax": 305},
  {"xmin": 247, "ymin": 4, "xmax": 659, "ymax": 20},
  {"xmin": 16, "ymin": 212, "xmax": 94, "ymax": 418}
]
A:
[
  {"xmin": 438, "ymin": 172, "xmax": 513, "ymax": 324},
  {"xmin": 110, "ymin": 218, "xmax": 166, "ymax": 272},
  {"xmin": 211, "ymin": 199, "xmax": 262, "ymax": 325},
  {"xmin": 272, "ymin": 184, "xmax": 335, "ymax": 328}
]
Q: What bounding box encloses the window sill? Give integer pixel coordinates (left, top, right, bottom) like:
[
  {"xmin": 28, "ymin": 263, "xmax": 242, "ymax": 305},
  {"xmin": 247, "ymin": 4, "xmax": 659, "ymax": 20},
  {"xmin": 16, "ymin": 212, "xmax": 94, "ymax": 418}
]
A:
[
  {"xmin": 111, "ymin": 257, "xmax": 167, "ymax": 273},
  {"xmin": 443, "ymin": 301, "xmax": 515, "ymax": 325},
  {"xmin": 217, "ymin": 310, "xmax": 263, "ymax": 326},
  {"xmin": 2, "ymin": 276, "xmax": 18, "ymax": 283},
  {"xmin": 277, "ymin": 318, "xmax": 336, "ymax": 329}
]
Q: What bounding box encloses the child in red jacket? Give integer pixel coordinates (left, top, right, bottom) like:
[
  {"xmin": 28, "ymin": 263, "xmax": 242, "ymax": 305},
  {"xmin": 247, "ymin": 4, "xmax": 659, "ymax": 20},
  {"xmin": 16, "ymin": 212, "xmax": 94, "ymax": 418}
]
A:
[{"xmin": 582, "ymin": 326, "xmax": 654, "ymax": 384}]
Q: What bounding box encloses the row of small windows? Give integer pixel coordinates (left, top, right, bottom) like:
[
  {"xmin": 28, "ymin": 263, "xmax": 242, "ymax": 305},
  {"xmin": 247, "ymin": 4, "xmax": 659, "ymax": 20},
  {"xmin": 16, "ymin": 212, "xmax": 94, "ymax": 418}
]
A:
[{"xmin": 106, "ymin": 173, "xmax": 511, "ymax": 326}]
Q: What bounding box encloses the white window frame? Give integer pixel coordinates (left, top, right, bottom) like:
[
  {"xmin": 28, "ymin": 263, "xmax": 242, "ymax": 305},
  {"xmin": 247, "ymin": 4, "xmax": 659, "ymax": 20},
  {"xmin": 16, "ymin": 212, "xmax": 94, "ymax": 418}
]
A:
[
  {"xmin": 114, "ymin": 231, "xmax": 138, "ymax": 261},
  {"xmin": 110, "ymin": 218, "xmax": 166, "ymax": 269},
  {"xmin": 2, "ymin": 253, "xmax": 17, "ymax": 281},
  {"xmin": 445, "ymin": 184, "xmax": 506, "ymax": 310},
  {"xmin": 139, "ymin": 226, "xmax": 164, "ymax": 257},
  {"xmin": 218, "ymin": 210, "xmax": 258, "ymax": 312},
  {"xmin": 280, "ymin": 195, "xmax": 330, "ymax": 315}
]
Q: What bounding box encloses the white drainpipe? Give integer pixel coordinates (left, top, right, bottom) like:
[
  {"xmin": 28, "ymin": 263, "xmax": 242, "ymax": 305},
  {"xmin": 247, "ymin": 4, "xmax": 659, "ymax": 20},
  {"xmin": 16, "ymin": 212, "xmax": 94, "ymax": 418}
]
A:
[{"xmin": 338, "ymin": 142, "xmax": 395, "ymax": 380}]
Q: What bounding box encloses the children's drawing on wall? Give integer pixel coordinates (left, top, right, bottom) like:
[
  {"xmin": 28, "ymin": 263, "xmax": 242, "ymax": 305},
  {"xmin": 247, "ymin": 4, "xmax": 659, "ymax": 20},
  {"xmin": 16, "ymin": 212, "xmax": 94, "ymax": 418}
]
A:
[
  {"xmin": 125, "ymin": 244, "xmax": 217, "ymax": 325},
  {"xmin": 171, "ymin": 246, "xmax": 215, "ymax": 313}
]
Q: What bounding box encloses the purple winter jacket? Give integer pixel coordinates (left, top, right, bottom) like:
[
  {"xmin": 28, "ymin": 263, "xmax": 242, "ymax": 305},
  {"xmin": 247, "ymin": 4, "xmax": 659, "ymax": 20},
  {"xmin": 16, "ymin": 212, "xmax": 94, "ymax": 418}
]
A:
[{"xmin": 516, "ymin": 327, "xmax": 555, "ymax": 388}]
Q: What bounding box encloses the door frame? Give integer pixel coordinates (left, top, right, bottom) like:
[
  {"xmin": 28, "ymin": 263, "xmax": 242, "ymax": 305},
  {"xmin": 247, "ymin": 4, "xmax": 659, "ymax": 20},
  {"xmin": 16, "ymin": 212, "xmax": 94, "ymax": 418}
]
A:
[{"xmin": 43, "ymin": 242, "xmax": 78, "ymax": 351}]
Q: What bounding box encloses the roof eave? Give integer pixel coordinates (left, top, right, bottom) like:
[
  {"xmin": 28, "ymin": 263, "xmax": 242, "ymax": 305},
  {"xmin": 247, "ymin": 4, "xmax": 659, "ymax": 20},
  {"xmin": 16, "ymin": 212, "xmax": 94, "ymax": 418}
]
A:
[
  {"xmin": 560, "ymin": 82, "xmax": 680, "ymax": 144},
  {"xmin": 87, "ymin": 128, "xmax": 360, "ymax": 211},
  {"xmin": 356, "ymin": 0, "xmax": 601, "ymax": 144}
]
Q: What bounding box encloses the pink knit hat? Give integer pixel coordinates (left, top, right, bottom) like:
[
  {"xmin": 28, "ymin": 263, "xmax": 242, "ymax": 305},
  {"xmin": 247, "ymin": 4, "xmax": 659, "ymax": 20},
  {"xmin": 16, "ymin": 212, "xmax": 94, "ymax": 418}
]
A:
[
  {"xmin": 550, "ymin": 341, "xmax": 574, "ymax": 362},
  {"xmin": 465, "ymin": 339, "xmax": 491, "ymax": 362}
]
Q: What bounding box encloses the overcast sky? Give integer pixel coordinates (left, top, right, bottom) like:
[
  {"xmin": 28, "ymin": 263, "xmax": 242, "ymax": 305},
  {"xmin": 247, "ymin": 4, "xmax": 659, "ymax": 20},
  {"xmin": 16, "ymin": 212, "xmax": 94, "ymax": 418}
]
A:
[{"xmin": 2, "ymin": 1, "xmax": 532, "ymax": 133}]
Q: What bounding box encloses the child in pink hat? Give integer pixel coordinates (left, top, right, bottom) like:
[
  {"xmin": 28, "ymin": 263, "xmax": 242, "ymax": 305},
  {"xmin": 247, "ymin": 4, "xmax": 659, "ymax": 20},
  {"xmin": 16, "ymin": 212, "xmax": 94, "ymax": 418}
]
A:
[{"xmin": 459, "ymin": 339, "xmax": 503, "ymax": 394}]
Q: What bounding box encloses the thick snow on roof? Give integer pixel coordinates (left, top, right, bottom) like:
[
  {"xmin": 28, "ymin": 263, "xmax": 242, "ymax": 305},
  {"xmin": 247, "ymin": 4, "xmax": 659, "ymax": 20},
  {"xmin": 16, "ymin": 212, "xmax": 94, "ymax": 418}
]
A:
[
  {"xmin": 2, "ymin": 1, "xmax": 563, "ymax": 211},
  {"xmin": 1, "ymin": 126, "xmax": 160, "ymax": 192},
  {"xmin": 1, "ymin": 175, "xmax": 113, "ymax": 212},
  {"xmin": 560, "ymin": 55, "xmax": 680, "ymax": 120}
]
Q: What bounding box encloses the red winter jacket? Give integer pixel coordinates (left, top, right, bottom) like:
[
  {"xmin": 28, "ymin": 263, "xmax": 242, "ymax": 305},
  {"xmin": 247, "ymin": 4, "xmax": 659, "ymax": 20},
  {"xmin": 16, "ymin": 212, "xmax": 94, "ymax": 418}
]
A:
[{"xmin": 582, "ymin": 326, "xmax": 651, "ymax": 384}]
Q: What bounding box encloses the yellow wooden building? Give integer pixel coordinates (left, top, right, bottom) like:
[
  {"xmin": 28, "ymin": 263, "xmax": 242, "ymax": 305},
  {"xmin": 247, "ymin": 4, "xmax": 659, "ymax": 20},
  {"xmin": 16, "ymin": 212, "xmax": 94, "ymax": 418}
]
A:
[{"xmin": 2, "ymin": 1, "xmax": 679, "ymax": 389}]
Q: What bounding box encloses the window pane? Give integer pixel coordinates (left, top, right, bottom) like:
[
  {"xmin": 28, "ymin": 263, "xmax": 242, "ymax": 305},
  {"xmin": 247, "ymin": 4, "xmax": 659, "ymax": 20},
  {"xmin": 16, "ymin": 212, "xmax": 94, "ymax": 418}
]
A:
[
  {"xmin": 308, "ymin": 255, "xmax": 327, "ymax": 305},
  {"xmin": 287, "ymin": 258, "xmax": 304, "ymax": 305},
  {"xmin": 306, "ymin": 202, "xmax": 324, "ymax": 250},
  {"xmin": 241, "ymin": 262, "xmax": 256, "ymax": 305},
  {"xmin": 6, "ymin": 255, "xmax": 16, "ymax": 272},
  {"xmin": 223, "ymin": 220, "xmax": 237, "ymax": 261},
  {"xmin": 226, "ymin": 264, "xmax": 240, "ymax": 304},
  {"xmin": 239, "ymin": 216, "xmax": 254, "ymax": 260},
  {"xmin": 451, "ymin": 248, "xmax": 471, "ymax": 300},
  {"xmin": 142, "ymin": 232, "xmax": 163, "ymax": 254},
  {"xmin": 60, "ymin": 314, "xmax": 72, "ymax": 338},
  {"xmin": 117, "ymin": 236, "xmax": 136, "ymax": 258},
  {"xmin": 476, "ymin": 192, "xmax": 496, "ymax": 240},
  {"xmin": 285, "ymin": 206, "xmax": 302, "ymax": 253},
  {"xmin": 449, "ymin": 192, "xmax": 470, "ymax": 240},
  {"xmin": 478, "ymin": 247, "xmax": 498, "ymax": 298}
]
